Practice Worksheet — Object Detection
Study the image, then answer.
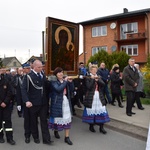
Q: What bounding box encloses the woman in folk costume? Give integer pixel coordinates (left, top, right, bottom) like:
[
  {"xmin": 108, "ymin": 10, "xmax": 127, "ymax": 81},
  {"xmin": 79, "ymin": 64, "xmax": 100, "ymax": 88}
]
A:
[
  {"xmin": 82, "ymin": 64, "xmax": 110, "ymax": 134},
  {"xmin": 48, "ymin": 67, "xmax": 74, "ymax": 145}
]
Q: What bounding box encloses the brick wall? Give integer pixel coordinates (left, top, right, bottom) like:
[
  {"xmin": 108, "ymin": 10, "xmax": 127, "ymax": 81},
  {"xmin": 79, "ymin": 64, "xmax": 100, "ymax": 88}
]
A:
[{"xmin": 80, "ymin": 14, "xmax": 149, "ymax": 65}]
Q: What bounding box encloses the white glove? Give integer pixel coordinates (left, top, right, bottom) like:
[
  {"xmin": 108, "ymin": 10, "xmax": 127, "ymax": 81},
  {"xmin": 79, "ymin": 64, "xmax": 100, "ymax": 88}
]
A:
[
  {"xmin": 79, "ymin": 75, "xmax": 83, "ymax": 79},
  {"xmin": 17, "ymin": 105, "xmax": 21, "ymax": 111},
  {"xmin": 74, "ymin": 91, "xmax": 77, "ymax": 96}
]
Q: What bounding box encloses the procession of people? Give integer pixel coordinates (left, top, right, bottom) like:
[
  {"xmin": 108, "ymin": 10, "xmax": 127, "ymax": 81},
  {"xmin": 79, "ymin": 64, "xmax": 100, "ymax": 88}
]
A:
[{"xmin": 0, "ymin": 58, "xmax": 146, "ymax": 147}]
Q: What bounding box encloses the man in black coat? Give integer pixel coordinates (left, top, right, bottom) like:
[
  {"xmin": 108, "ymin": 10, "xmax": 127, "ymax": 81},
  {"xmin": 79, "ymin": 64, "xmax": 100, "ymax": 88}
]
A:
[
  {"xmin": 21, "ymin": 60, "xmax": 53, "ymax": 145},
  {"xmin": 12, "ymin": 67, "xmax": 24, "ymax": 117},
  {"xmin": 123, "ymin": 58, "xmax": 139, "ymax": 116},
  {"xmin": 0, "ymin": 68, "xmax": 16, "ymax": 145},
  {"xmin": 21, "ymin": 63, "xmax": 32, "ymax": 143}
]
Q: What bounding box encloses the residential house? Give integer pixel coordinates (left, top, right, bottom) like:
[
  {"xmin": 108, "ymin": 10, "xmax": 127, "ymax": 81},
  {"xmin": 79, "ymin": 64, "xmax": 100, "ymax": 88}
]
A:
[
  {"xmin": 25, "ymin": 55, "xmax": 43, "ymax": 64},
  {"xmin": 79, "ymin": 8, "xmax": 150, "ymax": 66},
  {"xmin": 2, "ymin": 57, "xmax": 22, "ymax": 68}
]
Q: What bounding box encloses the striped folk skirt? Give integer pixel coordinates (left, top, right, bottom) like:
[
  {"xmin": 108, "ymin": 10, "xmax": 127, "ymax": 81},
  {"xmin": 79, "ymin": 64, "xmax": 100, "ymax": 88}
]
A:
[
  {"xmin": 82, "ymin": 91, "xmax": 110, "ymax": 124},
  {"xmin": 49, "ymin": 95, "xmax": 72, "ymax": 131}
]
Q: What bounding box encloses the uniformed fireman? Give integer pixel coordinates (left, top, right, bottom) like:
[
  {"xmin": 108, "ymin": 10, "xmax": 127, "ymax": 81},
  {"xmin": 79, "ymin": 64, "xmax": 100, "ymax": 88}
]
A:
[{"xmin": 0, "ymin": 68, "xmax": 16, "ymax": 145}]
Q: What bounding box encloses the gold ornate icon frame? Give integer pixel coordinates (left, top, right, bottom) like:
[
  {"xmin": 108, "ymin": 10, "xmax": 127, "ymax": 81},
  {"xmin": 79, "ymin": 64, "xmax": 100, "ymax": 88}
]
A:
[{"xmin": 45, "ymin": 17, "xmax": 79, "ymax": 76}]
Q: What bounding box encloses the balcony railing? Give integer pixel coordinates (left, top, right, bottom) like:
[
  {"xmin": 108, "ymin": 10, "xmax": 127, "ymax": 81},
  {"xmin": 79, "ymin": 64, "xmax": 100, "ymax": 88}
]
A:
[{"xmin": 114, "ymin": 29, "xmax": 147, "ymax": 41}]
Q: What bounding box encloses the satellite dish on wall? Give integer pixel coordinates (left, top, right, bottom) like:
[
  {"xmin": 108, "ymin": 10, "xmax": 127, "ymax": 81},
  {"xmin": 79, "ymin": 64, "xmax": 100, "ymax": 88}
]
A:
[
  {"xmin": 110, "ymin": 22, "xmax": 116, "ymax": 29},
  {"xmin": 111, "ymin": 46, "xmax": 117, "ymax": 52}
]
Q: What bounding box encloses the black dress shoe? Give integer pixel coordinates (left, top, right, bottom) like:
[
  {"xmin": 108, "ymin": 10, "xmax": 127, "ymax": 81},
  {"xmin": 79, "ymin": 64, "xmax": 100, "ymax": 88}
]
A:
[
  {"xmin": 99, "ymin": 128, "xmax": 107, "ymax": 134},
  {"xmin": 18, "ymin": 114, "xmax": 22, "ymax": 117},
  {"xmin": 119, "ymin": 104, "xmax": 124, "ymax": 108},
  {"xmin": 43, "ymin": 139, "xmax": 54, "ymax": 145},
  {"xmin": 54, "ymin": 131, "xmax": 60, "ymax": 139},
  {"xmin": 25, "ymin": 137, "xmax": 30, "ymax": 143},
  {"xmin": 89, "ymin": 124, "xmax": 96, "ymax": 132},
  {"xmin": 111, "ymin": 103, "xmax": 116, "ymax": 106},
  {"xmin": 126, "ymin": 113, "xmax": 132, "ymax": 116},
  {"xmin": 7, "ymin": 139, "xmax": 16, "ymax": 145},
  {"xmin": 0, "ymin": 138, "xmax": 5, "ymax": 143},
  {"xmin": 77, "ymin": 103, "xmax": 82, "ymax": 108},
  {"xmin": 64, "ymin": 137, "xmax": 73, "ymax": 145},
  {"xmin": 99, "ymin": 124, "xmax": 107, "ymax": 134},
  {"xmin": 34, "ymin": 138, "xmax": 40, "ymax": 144},
  {"xmin": 131, "ymin": 112, "xmax": 136, "ymax": 115},
  {"xmin": 139, "ymin": 107, "xmax": 145, "ymax": 110}
]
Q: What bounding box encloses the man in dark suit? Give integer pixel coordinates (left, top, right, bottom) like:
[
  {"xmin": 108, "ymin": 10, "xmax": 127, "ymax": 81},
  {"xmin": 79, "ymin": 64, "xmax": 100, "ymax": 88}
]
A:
[
  {"xmin": 97, "ymin": 62, "xmax": 112, "ymax": 104},
  {"xmin": 12, "ymin": 67, "xmax": 24, "ymax": 117},
  {"xmin": 21, "ymin": 60, "xmax": 53, "ymax": 145},
  {"xmin": 21, "ymin": 63, "xmax": 32, "ymax": 143},
  {"xmin": 123, "ymin": 58, "xmax": 139, "ymax": 117}
]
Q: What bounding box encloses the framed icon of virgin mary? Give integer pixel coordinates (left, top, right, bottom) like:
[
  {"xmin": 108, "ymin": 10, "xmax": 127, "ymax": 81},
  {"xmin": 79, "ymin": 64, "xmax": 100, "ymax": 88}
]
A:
[{"xmin": 45, "ymin": 17, "xmax": 79, "ymax": 76}]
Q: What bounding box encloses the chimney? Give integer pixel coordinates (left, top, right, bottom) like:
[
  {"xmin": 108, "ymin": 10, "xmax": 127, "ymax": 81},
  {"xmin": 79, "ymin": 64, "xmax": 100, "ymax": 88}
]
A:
[{"xmin": 123, "ymin": 8, "xmax": 128, "ymax": 13}]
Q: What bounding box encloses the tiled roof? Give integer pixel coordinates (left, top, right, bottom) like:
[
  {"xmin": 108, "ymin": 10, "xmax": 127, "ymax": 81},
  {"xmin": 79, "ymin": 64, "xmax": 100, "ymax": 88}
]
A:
[
  {"xmin": 79, "ymin": 8, "xmax": 150, "ymax": 25},
  {"xmin": 25, "ymin": 55, "xmax": 43, "ymax": 64},
  {"xmin": 2, "ymin": 57, "xmax": 16, "ymax": 66},
  {"xmin": 2, "ymin": 57, "xmax": 21, "ymax": 66}
]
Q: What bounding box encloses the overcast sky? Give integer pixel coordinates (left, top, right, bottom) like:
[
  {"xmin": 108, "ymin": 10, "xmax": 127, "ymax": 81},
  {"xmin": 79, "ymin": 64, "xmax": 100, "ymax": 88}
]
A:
[{"xmin": 0, "ymin": 0, "xmax": 150, "ymax": 62}]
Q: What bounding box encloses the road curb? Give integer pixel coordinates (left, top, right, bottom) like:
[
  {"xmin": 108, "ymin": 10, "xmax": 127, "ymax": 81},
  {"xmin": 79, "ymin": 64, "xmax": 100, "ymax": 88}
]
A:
[{"xmin": 75, "ymin": 107, "xmax": 148, "ymax": 142}]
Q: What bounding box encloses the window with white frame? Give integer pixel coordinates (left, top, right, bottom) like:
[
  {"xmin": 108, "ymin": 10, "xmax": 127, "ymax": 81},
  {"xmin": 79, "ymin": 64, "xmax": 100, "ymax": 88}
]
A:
[
  {"xmin": 120, "ymin": 44, "xmax": 138, "ymax": 56},
  {"xmin": 92, "ymin": 26, "xmax": 107, "ymax": 37},
  {"xmin": 120, "ymin": 22, "xmax": 138, "ymax": 39},
  {"xmin": 92, "ymin": 46, "xmax": 107, "ymax": 55}
]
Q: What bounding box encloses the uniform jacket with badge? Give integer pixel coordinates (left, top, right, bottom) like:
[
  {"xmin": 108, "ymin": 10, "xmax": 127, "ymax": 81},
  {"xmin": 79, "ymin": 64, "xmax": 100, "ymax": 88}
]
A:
[
  {"xmin": 123, "ymin": 65, "xmax": 139, "ymax": 92},
  {"xmin": 0, "ymin": 74, "xmax": 12, "ymax": 106},
  {"xmin": 21, "ymin": 70, "xmax": 48, "ymax": 106}
]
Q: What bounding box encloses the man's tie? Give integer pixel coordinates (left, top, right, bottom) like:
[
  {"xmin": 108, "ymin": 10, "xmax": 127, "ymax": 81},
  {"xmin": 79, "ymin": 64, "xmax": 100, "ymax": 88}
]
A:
[
  {"xmin": 37, "ymin": 73, "xmax": 42, "ymax": 80},
  {"xmin": 132, "ymin": 67, "xmax": 135, "ymax": 72}
]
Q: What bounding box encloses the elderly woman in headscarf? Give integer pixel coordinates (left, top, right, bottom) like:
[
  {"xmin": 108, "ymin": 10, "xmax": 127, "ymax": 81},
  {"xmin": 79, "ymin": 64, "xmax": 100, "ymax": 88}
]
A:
[{"xmin": 48, "ymin": 67, "xmax": 74, "ymax": 145}]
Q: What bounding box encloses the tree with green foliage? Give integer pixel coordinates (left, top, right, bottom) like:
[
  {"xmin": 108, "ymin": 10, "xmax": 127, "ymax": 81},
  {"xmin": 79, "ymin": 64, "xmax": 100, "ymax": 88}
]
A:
[
  {"xmin": 142, "ymin": 54, "xmax": 150, "ymax": 79},
  {"xmin": 146, "ymin": 54, "xmax": 150, "ymax": 69},
  {"xmin": 87, "ymin": 50, "xmax": 130, "ymax": 71},
  {"xmin": 111, "ymin": 51, "xmax": 131, "ymax": 71},
  {"xmin": 141, "ymin": 54, "xmax": 150, "ymax": 96}
]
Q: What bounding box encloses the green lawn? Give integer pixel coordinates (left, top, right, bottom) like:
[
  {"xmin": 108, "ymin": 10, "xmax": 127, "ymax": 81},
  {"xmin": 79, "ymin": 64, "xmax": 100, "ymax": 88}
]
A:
[
  {"xmin": 121, "ymin": 96, "xmax": 150, "ymax": 105},
  {"xmin": 109, "ymin": 81, "xmax": 150, "ymax": 105},
  {"xmin": 121, "ymin": 88, "xmax": 150, "ymax": 105},
  {"xmin": 141, "ymin": 98, "xmax": 150, "ymax": 105}
]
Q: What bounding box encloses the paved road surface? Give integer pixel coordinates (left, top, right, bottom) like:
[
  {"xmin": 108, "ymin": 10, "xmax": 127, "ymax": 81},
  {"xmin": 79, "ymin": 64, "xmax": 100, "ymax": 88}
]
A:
[{"xmin": 0, "ymin": 108, "xmax": 146, "ymax": 150}]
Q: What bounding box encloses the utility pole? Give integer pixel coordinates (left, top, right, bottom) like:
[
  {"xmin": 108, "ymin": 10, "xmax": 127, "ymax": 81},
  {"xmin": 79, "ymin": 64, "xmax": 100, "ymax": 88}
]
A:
[
  {"xmin": 42, "ymin": 31, "xmax": 45, "ymax": 61},
  {"xmin": 28, "ymin": 49, "xmax": 30, "ymax": 58},
  {"xmin": 15, "ymin": 49, "xmax": 16, "ymax": 56}
]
